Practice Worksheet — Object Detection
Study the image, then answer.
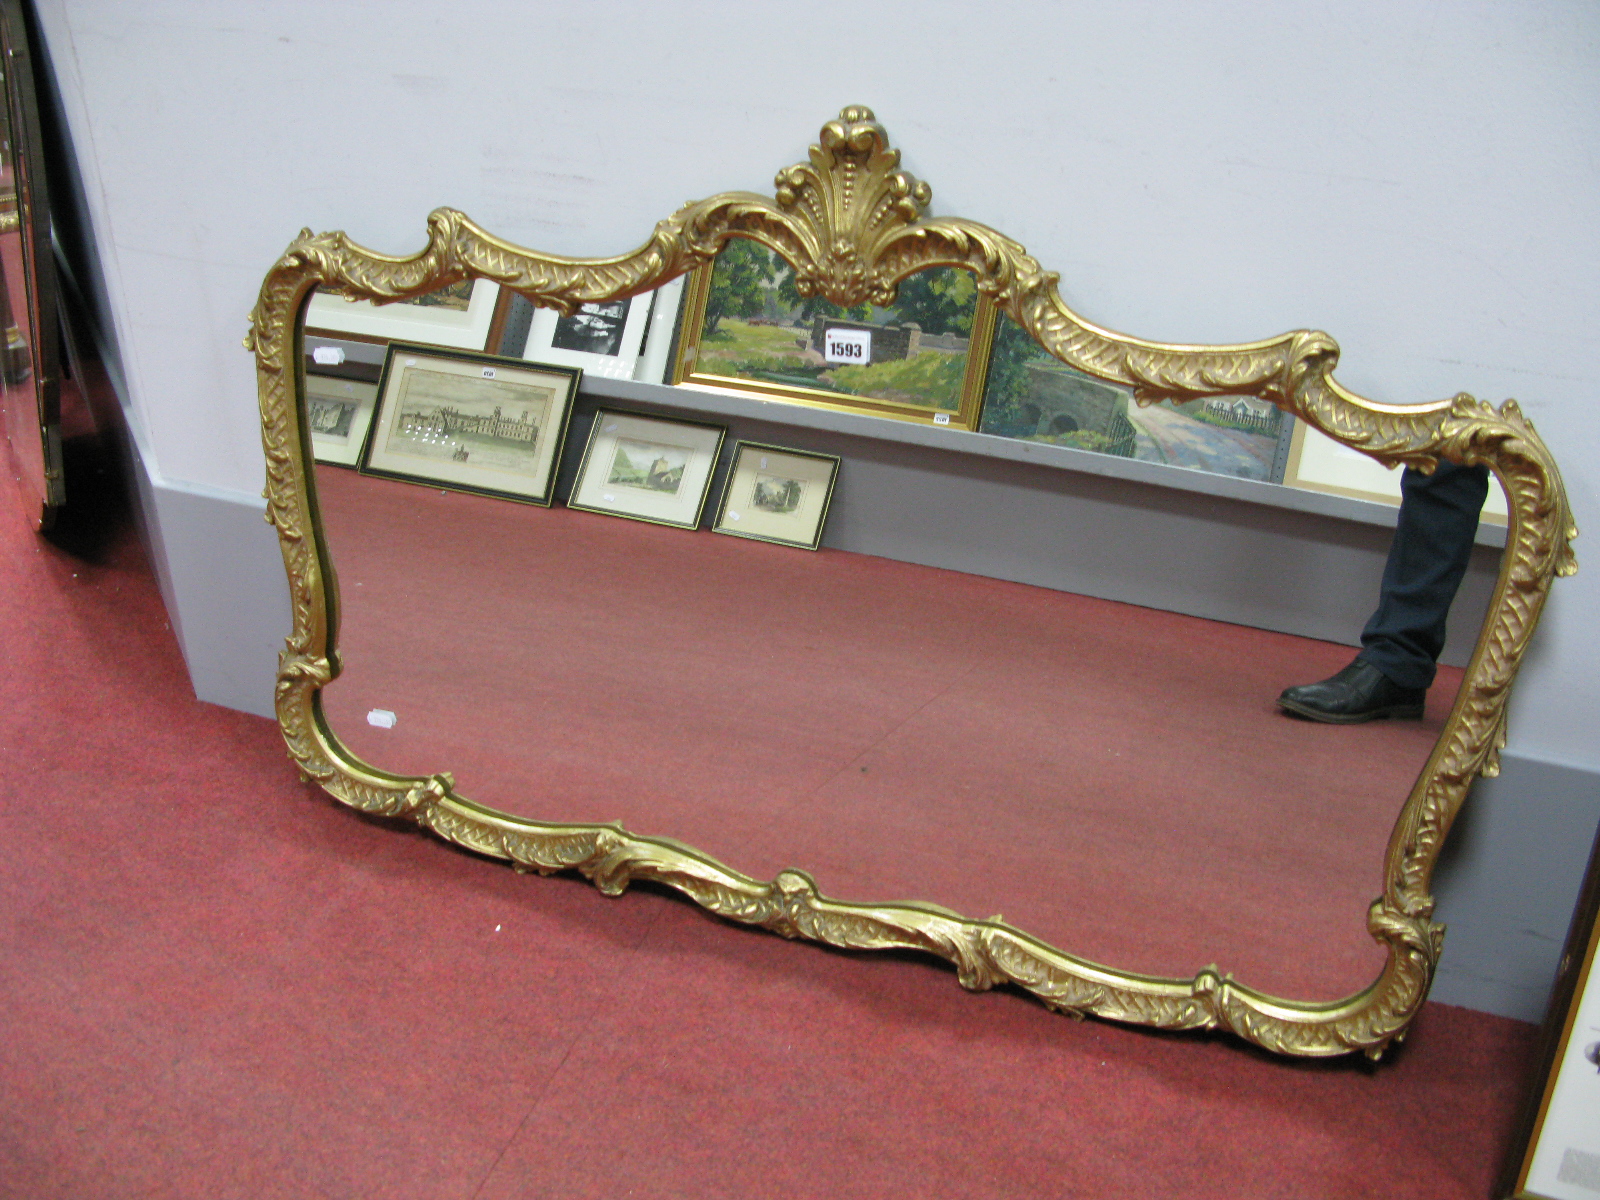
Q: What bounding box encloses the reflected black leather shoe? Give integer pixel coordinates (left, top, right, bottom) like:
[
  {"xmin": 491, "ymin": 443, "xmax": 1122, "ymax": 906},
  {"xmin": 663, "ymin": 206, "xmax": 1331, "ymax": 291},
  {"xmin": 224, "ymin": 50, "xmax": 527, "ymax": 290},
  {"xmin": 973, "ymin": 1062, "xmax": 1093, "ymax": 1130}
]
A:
[{"xmin": 1276, "ymin": 659, "xmax": 1426, "ymax": 724}]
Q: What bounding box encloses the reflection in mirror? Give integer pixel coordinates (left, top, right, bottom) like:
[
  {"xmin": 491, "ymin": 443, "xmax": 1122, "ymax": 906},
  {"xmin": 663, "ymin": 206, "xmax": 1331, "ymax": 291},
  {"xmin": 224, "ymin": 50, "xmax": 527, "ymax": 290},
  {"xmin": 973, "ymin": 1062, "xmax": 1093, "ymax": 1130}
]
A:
[
  {"xmin": 674, "ymin": 242, "xmax": 992, "ymax": 430},
  {"xmin": 979, "ymin": 314, "xmax": 1292, "ymax": 482},
  {"xmin": 310, "ymin": 434, "xmax": 1496, "ymax": 1002},
  {"xmin": 256, "ymin": 109, "xmax": 1574, "ymax": 1057},
  {"xmin": 299, "ymin": 263, "xmax": 1504, "ymax": 1005}
]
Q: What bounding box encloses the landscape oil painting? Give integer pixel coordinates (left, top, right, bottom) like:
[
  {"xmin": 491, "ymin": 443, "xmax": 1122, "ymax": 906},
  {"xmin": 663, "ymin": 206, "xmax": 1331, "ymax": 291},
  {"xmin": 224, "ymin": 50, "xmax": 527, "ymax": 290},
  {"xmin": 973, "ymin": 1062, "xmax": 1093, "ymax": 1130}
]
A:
[
  {"xmin": 977, "ymin": 315, "xmax": 1288, "ymax": 482},
  {"xmin": 676, "ymin": 240, "xmax": 991, "ymax": 428}
]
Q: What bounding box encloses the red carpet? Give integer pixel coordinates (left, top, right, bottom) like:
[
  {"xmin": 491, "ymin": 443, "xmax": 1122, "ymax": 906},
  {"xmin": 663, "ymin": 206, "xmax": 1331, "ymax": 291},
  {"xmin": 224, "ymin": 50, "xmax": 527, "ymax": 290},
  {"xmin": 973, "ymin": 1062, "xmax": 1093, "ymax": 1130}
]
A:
[
  {"xmin": 316, "ymin": 465, "xmax": 1461, "ymax": 1002},
  {"xmin": 0, "ymin": 457, "xmax": 1535, "ymax": 1199}
]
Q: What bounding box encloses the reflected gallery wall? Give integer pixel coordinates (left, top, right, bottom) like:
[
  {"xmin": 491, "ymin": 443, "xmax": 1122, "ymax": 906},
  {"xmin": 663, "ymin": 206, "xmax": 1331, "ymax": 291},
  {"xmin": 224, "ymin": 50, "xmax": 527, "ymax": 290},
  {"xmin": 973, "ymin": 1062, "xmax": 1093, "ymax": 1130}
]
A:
[{"xmin": 313, "ymin": 463, "xmax": 1459, "ymax": 1001}]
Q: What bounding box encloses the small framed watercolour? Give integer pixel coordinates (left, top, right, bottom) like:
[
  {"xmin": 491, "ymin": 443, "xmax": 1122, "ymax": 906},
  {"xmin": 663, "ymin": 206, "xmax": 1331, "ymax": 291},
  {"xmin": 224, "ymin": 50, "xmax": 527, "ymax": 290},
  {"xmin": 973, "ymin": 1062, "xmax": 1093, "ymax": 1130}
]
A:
[
  {"xmin": 523, "ymin": 295, "xmax": 653, "ymax": 380},
  {"xmin": 568, "ymin": 409, "xmax": 725, "ymax": 530},
  {"xmin": 672, "ymin": 237, "xmax": 996, "ymax": 429},
  {"xmin": 305, "ymin": 373, "xmax": 378, "ymax": 468},
  {"xmin": 1501, "ymin": 826, "xmax": 1600, "ymax": 1200},
  {"xmin": 305, "ymin": 278, "xmax": 502, "ymax": 351},
  {"xmin": 1283, "ymin": 419, "xmax": 1509, "ymax": 525},
  {"xmin": 712, "ymin": 442, "xmax": 840, "ymax": 550},
  {"xmin": 358, "ymin": 342, "xmax": 581, "ymax": 506}
]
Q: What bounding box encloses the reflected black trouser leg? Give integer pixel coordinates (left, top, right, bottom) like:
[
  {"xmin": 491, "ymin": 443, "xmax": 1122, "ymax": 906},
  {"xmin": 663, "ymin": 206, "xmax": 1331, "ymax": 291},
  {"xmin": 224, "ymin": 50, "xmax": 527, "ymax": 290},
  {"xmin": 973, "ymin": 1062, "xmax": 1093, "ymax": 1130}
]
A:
[{"xmin": 1356, "ymin": 461, "xmax": 1490, "ymax": 691}]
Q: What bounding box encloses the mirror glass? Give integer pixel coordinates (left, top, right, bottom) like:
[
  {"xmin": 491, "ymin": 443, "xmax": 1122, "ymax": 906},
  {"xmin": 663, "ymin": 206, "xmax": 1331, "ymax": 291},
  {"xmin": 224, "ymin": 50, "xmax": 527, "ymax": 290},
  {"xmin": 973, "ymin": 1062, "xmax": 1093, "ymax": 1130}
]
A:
[{"xmin": 298, "ymin": 279, "xmax": 1500, "ymax": 1005}]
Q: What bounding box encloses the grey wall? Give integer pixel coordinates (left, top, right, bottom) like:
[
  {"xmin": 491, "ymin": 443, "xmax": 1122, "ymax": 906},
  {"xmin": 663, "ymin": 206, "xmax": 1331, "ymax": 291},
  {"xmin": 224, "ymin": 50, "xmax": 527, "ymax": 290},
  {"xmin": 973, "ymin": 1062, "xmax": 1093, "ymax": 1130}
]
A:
[{"xmin": 1433, "ymin": 755, "xmax": 1600, "ymax": 1023}]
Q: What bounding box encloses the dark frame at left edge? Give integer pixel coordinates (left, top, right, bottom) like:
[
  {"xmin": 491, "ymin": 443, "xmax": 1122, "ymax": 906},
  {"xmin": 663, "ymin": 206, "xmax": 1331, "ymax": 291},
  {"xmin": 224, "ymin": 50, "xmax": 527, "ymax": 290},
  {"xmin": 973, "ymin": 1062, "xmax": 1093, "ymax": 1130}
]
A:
[{"xmin": 0, "ymin": 0, "xmax": 62, "ymax": 525}]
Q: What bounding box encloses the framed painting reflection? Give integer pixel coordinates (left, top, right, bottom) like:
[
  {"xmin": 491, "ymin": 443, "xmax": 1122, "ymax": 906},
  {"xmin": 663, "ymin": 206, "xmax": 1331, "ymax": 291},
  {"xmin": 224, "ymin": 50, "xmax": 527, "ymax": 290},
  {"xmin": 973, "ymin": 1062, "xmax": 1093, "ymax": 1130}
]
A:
[
  {"xmin": 567, "ymin": 409, "xmax": 724, "ymax": 530},
  {"xmin": 358, "ymin": 343, "xmax": 580, "ymax": 505},
  {"xmin": 672, "ymin": 239, "xmax": 995, "ymax": 430},
  {"xmin": 305, "ymin": 278, "xmax": 502, "ymax": 351},
  {"xmin": 712, "ymin": 442, "xmax": 839, "ymax": 550},
  {"xmin": 523, "ymin": 295, "xmax": 652, "ymax": 380},
  {"xmin": 305, "ymin": 373, "xmax": 377, "ymax": 468}
]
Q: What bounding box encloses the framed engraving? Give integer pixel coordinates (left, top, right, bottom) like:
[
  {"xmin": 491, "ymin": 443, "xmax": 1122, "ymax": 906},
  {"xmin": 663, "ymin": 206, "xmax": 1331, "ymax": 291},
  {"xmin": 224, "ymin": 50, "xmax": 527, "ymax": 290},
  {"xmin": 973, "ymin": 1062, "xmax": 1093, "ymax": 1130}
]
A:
[
  {"xmin": 359, "ymin": 342, "xmax": 580, "ymax": 505},
  {"xmin": 305, "ymin": 278, "xmax": 502, "ymax": 351},
  {"xmin": 712, "ymin": 441, "xmax": 839, "ymax": 550},
  {"xmin": 523, "ymin": 295, "xmax": 652, "ymax": 380},
  {"xmin": 1501, "ymin": 826, "xmax": 1600, "ymax": 1199},
  {"xmin": 567, "ymin": 409, "xmax": 724, "ymax": 530},
  {"xmin": 305, "ymin": 373, "xmax": 377, "ymax": 468},
  {"xmin": 672, "ymin": 240, "xmax": 995, "ymax": 430}
]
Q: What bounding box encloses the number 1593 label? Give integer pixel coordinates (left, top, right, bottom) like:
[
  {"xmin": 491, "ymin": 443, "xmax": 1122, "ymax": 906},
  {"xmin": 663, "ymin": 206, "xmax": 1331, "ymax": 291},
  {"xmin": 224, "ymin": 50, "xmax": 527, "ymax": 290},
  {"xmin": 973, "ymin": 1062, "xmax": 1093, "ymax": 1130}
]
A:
[{"xmin": 824, "ymin": 328, "xmax": 871, "ymax": 364}]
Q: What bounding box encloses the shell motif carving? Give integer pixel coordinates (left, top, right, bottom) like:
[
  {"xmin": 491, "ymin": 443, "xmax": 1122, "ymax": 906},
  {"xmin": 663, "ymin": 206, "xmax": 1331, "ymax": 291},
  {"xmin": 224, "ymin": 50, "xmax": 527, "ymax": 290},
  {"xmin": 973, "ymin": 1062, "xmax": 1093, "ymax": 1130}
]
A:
[{"xmin": 248, "ymin": 107, "xmax": 1575, "ymax": 1058}]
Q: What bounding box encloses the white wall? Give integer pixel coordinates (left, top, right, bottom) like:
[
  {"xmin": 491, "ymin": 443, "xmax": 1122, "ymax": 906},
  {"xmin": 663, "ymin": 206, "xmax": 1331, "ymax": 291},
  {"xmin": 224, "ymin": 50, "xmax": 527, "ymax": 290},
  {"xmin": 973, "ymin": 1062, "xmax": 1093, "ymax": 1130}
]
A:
[{"xmin": 36, "ymin": 0, "xmax": 1600, "ymax": 766}]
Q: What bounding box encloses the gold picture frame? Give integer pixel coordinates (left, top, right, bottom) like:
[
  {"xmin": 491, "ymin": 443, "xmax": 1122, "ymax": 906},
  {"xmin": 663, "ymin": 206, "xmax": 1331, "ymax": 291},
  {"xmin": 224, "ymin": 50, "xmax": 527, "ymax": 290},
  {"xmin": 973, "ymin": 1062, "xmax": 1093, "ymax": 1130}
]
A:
[
  {"xmin": 711, "ymin": 441, "xmax": 840, "ymax": 550},
  {"xmin": 672, "ymin": 246, "xmax": 996, "ymax": 430},
  {"xmin": 248, "ymin": 106, "xmax": 1576, "ymax": 1059},
  {"xmin": 566, "ymin": 408, "xmax": 725, "ymax": 530}
]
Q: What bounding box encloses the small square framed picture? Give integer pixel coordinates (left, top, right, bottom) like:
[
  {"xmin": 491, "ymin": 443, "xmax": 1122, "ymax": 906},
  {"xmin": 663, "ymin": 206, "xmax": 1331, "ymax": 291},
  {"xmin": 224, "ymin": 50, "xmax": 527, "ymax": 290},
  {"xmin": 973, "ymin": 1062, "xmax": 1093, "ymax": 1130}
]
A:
[
  {"xmin": 568, "ymin": 409, "xmax": 725, "ymax": 530},
  {"xmin": 359, "ymin": 342, "xmax": 581, "ymax": 506},
  {"xmin": 524, "ymin": 295, "xmax": 653, "ymax": 380},
  {"xmin": 305, "ymin": 373, "xmax": 379, "ymax": 467},
  {"xmin": 712, "ymin": 442, "xmax": 840, "ymax": 550}
]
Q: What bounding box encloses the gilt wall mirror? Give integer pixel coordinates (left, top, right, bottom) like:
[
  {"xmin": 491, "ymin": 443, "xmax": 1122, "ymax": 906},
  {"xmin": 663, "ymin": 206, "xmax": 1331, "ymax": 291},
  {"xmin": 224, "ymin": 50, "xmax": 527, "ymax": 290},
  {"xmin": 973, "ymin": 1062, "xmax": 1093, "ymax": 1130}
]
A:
[{"xmin": 249, "ymin": 107, "xmax": 1576, "ymax": 1059}]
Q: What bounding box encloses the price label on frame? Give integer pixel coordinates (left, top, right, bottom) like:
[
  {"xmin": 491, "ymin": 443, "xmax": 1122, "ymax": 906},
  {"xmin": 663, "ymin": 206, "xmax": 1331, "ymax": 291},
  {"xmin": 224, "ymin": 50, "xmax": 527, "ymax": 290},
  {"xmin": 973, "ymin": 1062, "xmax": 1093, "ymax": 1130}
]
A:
[{"xmin": 824, "ymin": 328, "xmax": 871, "ymax": 364}]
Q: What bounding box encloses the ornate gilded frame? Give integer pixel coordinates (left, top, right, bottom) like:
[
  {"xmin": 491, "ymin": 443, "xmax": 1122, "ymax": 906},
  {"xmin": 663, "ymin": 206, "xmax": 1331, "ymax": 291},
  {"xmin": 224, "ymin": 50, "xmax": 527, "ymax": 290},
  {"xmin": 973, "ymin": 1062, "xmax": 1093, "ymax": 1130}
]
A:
[{"xmin": 247, "ymin": 107, "xmax": 1576, "ymax": 1058}]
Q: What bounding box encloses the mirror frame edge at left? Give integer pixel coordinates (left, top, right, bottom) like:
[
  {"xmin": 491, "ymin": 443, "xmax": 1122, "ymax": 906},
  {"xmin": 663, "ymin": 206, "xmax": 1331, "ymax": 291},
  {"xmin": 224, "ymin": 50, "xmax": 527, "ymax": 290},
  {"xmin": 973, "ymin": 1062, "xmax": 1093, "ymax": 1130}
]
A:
[{"xmin": 246, "ymin": 106, "xmax": 1577, "ymax": 1060}]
